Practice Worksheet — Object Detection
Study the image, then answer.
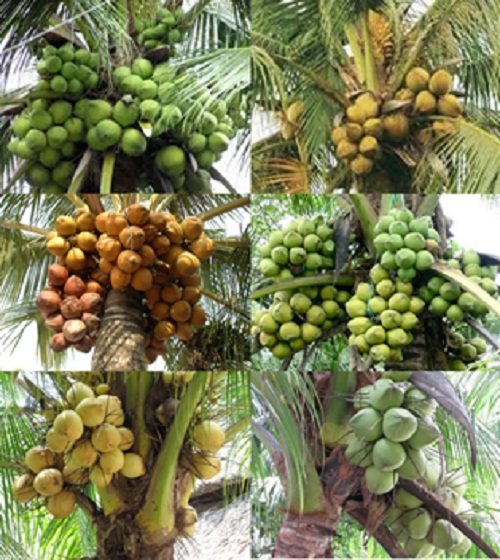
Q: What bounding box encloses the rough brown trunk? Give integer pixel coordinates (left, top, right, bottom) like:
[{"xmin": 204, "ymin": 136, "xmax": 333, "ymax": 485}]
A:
[
  {"xmin": 91, "ymin": 288, "xmax": 147, "ymax": 371},
  {"xmin": 95, "ymin": 515, "xmax": 175, "ymax": 560},
  {"xmin": 273, "ymin": 511, "xmax": 339, "ymax": 558}
]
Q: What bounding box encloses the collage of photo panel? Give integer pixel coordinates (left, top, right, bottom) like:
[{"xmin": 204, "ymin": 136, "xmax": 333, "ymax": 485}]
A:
[{"xmin": 0, "ymin": 0, "xmax": 499, "ymax": 559}]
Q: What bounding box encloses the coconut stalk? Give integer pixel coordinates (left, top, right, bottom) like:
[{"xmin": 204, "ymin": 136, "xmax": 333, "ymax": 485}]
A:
[
  {"xmin": 251, "ymin": 273, "xmax": 355, "ymax": 300},
  {"xmin": 125, "ymin": 372, "xmax": 154, "ymax": 461},
  {"xmin": 344, "ymin": 23, "xmax": 366, "ymax": 84},
  {"xmin": 136, "ymin": 373, "xmax": 206, "ymax": 533},
  {"xmin": 198, "ymin": 196, "xmax": 251, "ymax": 222},
  {"xmin": 100, "ymin": 152, "xmax": 117, "ymax": 195},
  {"xmin": 350, "ymin": 194, "xmax": 378, "ymax": 254},
  {"xmin": 360, "ymin": 12, "xmax": 380, "ymax": 94}
]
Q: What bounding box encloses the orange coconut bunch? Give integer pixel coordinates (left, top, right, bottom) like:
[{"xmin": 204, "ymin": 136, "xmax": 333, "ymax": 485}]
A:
[{"xmin": 38, "ymin": 203, "xmax": 216, "ymax": 362}]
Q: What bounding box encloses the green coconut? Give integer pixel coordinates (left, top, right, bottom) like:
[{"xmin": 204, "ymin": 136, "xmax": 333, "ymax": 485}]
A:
[
  {"xmin": 376, "ymin": 279, "xmax": 396, "ymax": 299},
  {"xmin": 271, "ymin": 302, "xmax": 293, "ymax": 323},
  {"xmin": 322, "ymin": 300, "xmax": 340, "ymax": 319},
  {"xmin": 25, "ymin": 129, "xmax": 47, "ymax": 152},
  {"xmin": 85, "ymin": 100, "xmax": 113, "ymax": 126},
  {"xmin": 155, "ymin": 145, "xmax": 186, "ymax": 176},
  {"xmin": 345, "ymin": 437, "xmax": 374, "ymax": 467},
  {"xmin": 365, "ymin": 466, "xmax": 398, "ymax": 495},
  {"xmin": 272, "ymin": 342, "xmax": 292, "ymax": 359},
  {"xmin": 415, "ymin": 250, "xmax": 435, "ymax": 271},
  {"xmin": 404, "ymin": 538, "xmax": 435, "ymax": 558},
  {"xmin": 372, "ymin": 438, "xmax": 406, "ymax": 471},
  {"xmin": 370, "ymin": 344, "xmax": 391, "ymax": 362},
  {"xmin": 395, "ymin": 487, "xmax": 424, "ymax": 509},
  {"xmin": 120, "ymin": 128, "xmax": 147, "ymax": 157},
  {"xmin": 381, "ymin": 251, "xmax": 397, "ymax": 271},
  {"xmin": 306, "ymin": 305, "xmax": 326, "ymax": 326},
  {"xmin": 388, "ymin": 293, "xmax": 411, "ymax": 313},
  {"xmin": 47, "ymin": 126, "xmax": 69, "ymax": 149},
  {"xmin": 430, "ymin": 519, "xmax": 463, "ymax": 549},
  {"xmin": 353, "ymin": 385, "xmax": 374, "ymax": 410},
  {"xmin": 64, "ymin": 118, "xmax": 85, "ymax": 142},
  {"xmin": 369, "ymin": 379, "xmax": 404, "ymax": 411},
  {"xmin": 404, "ymin": 387, "xmax": 436, "ymax": 417},
  {"xmin": 409, "ymin": 297, "xmax": 426, "ymax": 315},
  {"xmin": 367, "ymin": 296, "xmax": 386, "ymax": 315},
  {"xmin": 49, "ymin": 100, "xmax": 72, "ymax": 124},
  {"xmin": 52, "ymin": 161, "xmax": 76, "ymax": 187},
  {"xmin": 383, "ymin": 407, "xmax": 418, "ymax": 442},
  {"xmin": 401, "ymin": 508, "xmax": 432, "ymax": 539},
  {"xmin": 407, "ymin": 417, "xmax": 440, "ymax": 449},
  {"xmin": 397, "ymin": 447, "xmax": 426, "ymax": 479},
  {"xmin": 381, "ymin": 371, "xmax": 412, "ymax": 382},
  {"xmin": 348, "ymin": 317, "xmax": 373, "ymax": 336},
  {"xmin": 349, "ymin": 408, "xmax": 383, "ymax": 442}
]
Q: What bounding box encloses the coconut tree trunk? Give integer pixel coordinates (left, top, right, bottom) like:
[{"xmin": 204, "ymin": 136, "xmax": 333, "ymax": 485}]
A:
[
  {"xmin": 91, "ymin": 288, "xmax": 147, "ymax": 371},
  {"xmin": 95, "ymin": 516, "xmax": 175, "ymax": 560}
]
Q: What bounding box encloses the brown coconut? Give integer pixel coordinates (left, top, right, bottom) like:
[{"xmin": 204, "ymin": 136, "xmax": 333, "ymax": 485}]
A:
[
  {"xmin": 110, "ymin": 266, "xmax": 132, "ymax": 290},
  {"xmin": 151, "ymin": 302, "xmax": 170, "ymax": 320},
  {"xmin": 181, "ymin": 275, "xmax": 202, "ymax": 287},
  {"xmin": 105, "ymin": 212, "xmax": 127, "ymax": 236},
  {"xmin": 97, "ymin": 237, "xmax": 122, "ymax": 261},
  {"xmin": 190, "ymin": 306, "xmax": 206, "ymax": 326},
  {"xmin": 176, "ymin": 322, "xmax": 193, "ymax": 341},
  {"xmin": 37, "ymin": 290, "xmax": 61, "ymax": 316},
  {"xmin": 149, "ymin": 211, "xmax": 167, "ymax": 231},
  {"xmin": 166, "ymin": 221, "xmax": 183, "ymax": 243},
  {"xmin": 90, "ymin": 269, "xmax": 110, "ymax": 286},
  {"xmin": 117, "ymin": 250, "xmax": 142, "ymax": 273},
  {"xmin": 33, "ymin": 468, "xmax": 64, "ymax": 496},
  {"xmin": 154, "ymin": 320, "xmax": 176, "ymax": 340},
  {"xmin": 80, "ymin": 292, "xmax": 102, "ymax": 313},
  {"xmin": 47, "ymin": 264, "xmax": 69, "ymax": 287},
  {"xmin": 99, "ymin": 257, "xmax": 114, "ymax": 274},
  {"xmin": 183, "ymin": 286, "xmax": 201, "ymax": 305},
  {"xmin": 119, "ymin": 226, "xmax": 145, "ymax": 251},
  {"xmin": 82, "ymin": 313, "xmax": 101, "ymax": 333},
  {"xmin": 176, "ymin": 252, "xmax": 200, "ymax": 276},
  {"xmin": 50, "ymin": 333, "xmax": 70, "ymax": 352},
  {"xmin": 165, "ymin": 245, "xmax": 183, "ymax": 266},
  {"xmin": 145, "ymin": 284, "xmax": 162, "ymax": 306},
  {"xmin": 142, "ymin": 224, "xmax": 158, "ymax": 243},
  {"xmin": 131, "ymin": 268, "xmax": 153, "ymax": 291},
  {"xmin": 86, "ymin": 280, "xmax": 105, "ymax": 296},
  {"xmin": 162, "ymin": 284, "xmax": 182, "ymax": 303},
  {"xmin": 189, "ymin": 235, "xmax": 215, "ymax": 259},
  {"xmin": 138, "ymin": 244, "xmax": 157, "ymax": 267},
  {"xmin": 150, "ymin": 337, "xmax": 166, "ymax": 350},
  {"xmin": 60, "ymin": 296, "xmax": 82, "ymax": 319},
  {"xmin": 146, "ymin": 347, "xmax": 161, "ymax": 364},
  {"xmin": 170, "ymin": 300, "xmax": 192, "ymax": 322},
  {"xmin": 47, "ymin": 489, "xmax": 76, "ymax": 518},
  {"xmin": 182, "ymin": 217, "xmax": 203, "ymax": 240},
  {"xmin": 45, "ymin": 313, "xmax": 65, "ymax": 332},
  {"xmin": 65, "ymin": 248, "xmax": 86, "ymax": 271},
  {"xmin": 55, "ymin": 216, "xmax": 77, "ymax": 237},
  {"xmin": 76, "ymin": 231, "xmax": 98, "ymax": 252},
  {"xmin": 151, "ymin": 235, "xmax": 171, "ymax": 256},
  {"xmin": 153, "ymin": 271, "xmax": 170, "ymax": 285},
  {"xmin": 75, "ymin": 210, "xmax": 96, "ymax": 232},
  {"xmin": 47, "ymin": 236, "xmax": 70, "ymax": 257},
  {"xmin": 63, "ymin": 465, "xmax": 89, "ymax": 485},
  {"xmin": 95, "ymin": 212, "xmax": 108, "ymax": 233},
  {"xmin": 73, "ymin": 336, "xmax": 93, "ymax": 353},
  {"xmin": 64, "ymin": 275, "xmax": 86, "ymax": 297},
  {"xmin": 126, "ymin": 203, "xmax": 150, "ymax": 226},
  {"xmin": 63, "ymin": 319, "xmax": 87, "ymax": 342}
]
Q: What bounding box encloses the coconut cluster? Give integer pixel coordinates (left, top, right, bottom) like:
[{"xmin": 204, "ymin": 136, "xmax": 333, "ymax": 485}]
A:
[
  {"xmin": 11, "ymin": 381, "xmax": 143, "ymax": 519},
  {"xmin": 37, "ymin": 204, "xmax": 214, "ymax": 363},
  {"xmin": 279, "ymin": 101, "xmax": 304, "ymax": 140},
  {"xmin": 8, "ymin": 26, "xmax": 246, "ymax": 194},
  {"xmin": 252, "ymin": 216, "xmax": 355, "ymax": 358},
  {"xmin": 346, "ymin": 208, "xmax": 437, "ymax": 362},
  {"xmin": 331, "ymin": 93, "xmax": 383, "ymax": 176},
  {"xmin": 330, "ymin": 67, "xmax": 463, "ymax": 177},
  {"xmin": 135, "ymin": 6, "xmax": 185, "ymax": 51}
]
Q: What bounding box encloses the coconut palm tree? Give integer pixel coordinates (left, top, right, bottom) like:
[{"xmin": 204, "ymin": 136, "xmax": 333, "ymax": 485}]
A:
[
  {"xmin": 0, "ymin": 371, "xmax": 251, "ymax": 559},
  {"xmin": 0, "ymin": 0, "xmax": 250, "ymax": 194},
  {"xmin": 0, "ymin": 193, "xmax": 251, "ymax": 370},
  {"xmin": 250, "ymin": 193, "xmax": 500, "ymax": 557},
  {"xmin": 251, "ymin": 0, "xmax": 500, "ymax": 194}
]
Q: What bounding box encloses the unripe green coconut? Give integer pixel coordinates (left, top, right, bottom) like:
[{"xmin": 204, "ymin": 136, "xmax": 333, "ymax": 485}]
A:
[
  {"xmin": 50, "ymin": 75, "xmax": 68, "ymax": 93},
  {"xmin": 446, "ymin": 304, "xmax": 464, "ymax": 322},
  {"xmin": 137, "ymin": 79, "xmax": 158, "ymax": 100},
  {"xmin": 388, "ymin": 293, "xmax": 411, "ymax": 313},
  {"xmin": 395, "ymin": 487, "xmax": 424, "ymax": 509},
  {"xmin": 64, "ymin": 118, "xmax": 85, "ymax": 142},
  {"xmin": 372, "ymin": 438, "xmax": 406, "ymax": 471},
  {"xmin": 12, "ymin": 115, "xmax": 31, "ymax": 138},
  {"xmin": 270, "ymin": 245, "xmax": 288, "ymax": 265},
  {"xmin": 272, "ymin": 342, "xmax": 292, "ymax": 359},
  {"xmin": 385, "ymin": 234, "xmax": 404, "ymax": 253},
  {"xmin": 349, "ymin": 408, "xmax": 383, "ymax": 442},
  {"xmin": 407, "ymin": 417, "xmax": 439, "ymax": 449},
  {"xmin": 25, "ymin": 446, "xmax": 56, "ymax": 473},
  {"xmin": 113, "ymin": 100, "xmax": 140, "ymax": 127},
  {"xmin": 397, "ymin": 447, "xmax": 426, "ymax": 479},
  {"xmin": 404, "ymin": 537, "xmax": 435, "ymax": 558},
  {"xmin": 120, "ymin": 128, "xmax": 147, "ymax": 156},
  {"xmin": 132, "ymin": 58, "xmax": 154, "ymax": 79},
  {"xmin": 86, "ymin": 100, "xmax": 113, "ymax": 125},
  {"xmin": 258, "ymin": 313, "xmax": 279, "ymax": 334},
  {"xmin": 52, "ymin": 161, "xmax": 76, "ymax": 187},
  {"xmin": 370, "ymin": 264, "xmax": 389, "ymax": 285},
  {"xmin": 369, "ymin": 379, "xmax": 404, "ymax": 411},
  {"xmin": 306, "ymin": 305, "xmax": 327, "ymax": 326},
  {"xmin": 348, "ymin": 317, "xmax": 373, "ymax": 336},
  {"xmin": 25, "ymin": 129, "xmax": 47, "ymax": 152},
  {"xmin": 401, "ymin": 508, "xmax": 432, "ymax": 539},
  {"xmin": 430, "ymin": 519, "xmax": 463, "ymax": 549},
  {"xmin": 383, "ymin": 407, "xmax": 418, "ymax": 442},
  {"xmin": 365, "ymin": 465, "xmax": 398, "ymax": 494},
  {"xmin": 301, "ymin": 323, "xmax": 321, "ymax": 343},
  {"xmin": 95, "ymin": 119, "xmax": 122, "ymax": 147},
  {"xmin": 47, "ymin": 126, "xmax": 69, "ymax": 149},
  {"xmin": 290, "ymin": 293, "xmax": 312, "ymax": 314},
  {"xmin": 155, "ymin": 145, "xmax": 186, "ymax": 176},
  {"xmin": 345, "ymin": 437, "xmax": 373, "ymax": 467},
  {"xmin": 271, "ymin": 302, "xmax": 293, "ymax": 323},
  {"xmin": 381, "ymin": 371, "xmax": 412, "ymax": 382},
  {"xmin": 283, "ymin": 231, "xmax": 303, "ymax": 248},
  {"xmin": 279, "ymin": 322, "xmax": 301, "ymax": 341},
  {"xmin": 353, "ymin": 385, "xmax": 374, "ymax": 410},
  {"xmin": 365, "ymin": 325, "xmax": 386, "ymax": 345},
  {"xmin": 345, "ymin": 298, "xmax": 367, "ymax": 318},
  {"xmin": 53, "ymin": 410, "xmax": 84, "ymax": 441},
  {"xmin": 367, "ymin": 296, "xmax": 386, "ymax": 315},
  {"xmin": 33, "ymin": 468, "xmax": 64, "ymax": 496},
  {"xmin": 322, "ymin": 300, "xmax": 340, "ymax": 318},
  {"xmin": 404, "ymin": 387, "xmax": 436, "ymax": 417}
]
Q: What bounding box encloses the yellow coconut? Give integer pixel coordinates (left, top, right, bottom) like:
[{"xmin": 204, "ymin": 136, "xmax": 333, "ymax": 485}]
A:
[
  {"xmin": 55, "ymin": 216, "xmax": 77, "ymax": 237},
  {"xmin": 46, "ymin": 428, "xmax": 72, "ymax": 453},
  {"xmin": 72, "ymin": 440, "xmax": 99, "ymax": 468},
  {"xmin": 12, "ymin": 474, "xmax": 38, "ymax": 503},
  {"xmin": 188, "ymin": 453, "xmax": 221, "ymax": 480},
  {"xmin": 336, "ymin": 140, "xmax": 358, "ymax": 160},
  {"xmin": 383, "ymin": 113, "xmax": 410, "ymax": 142},
  {"xmin": 350, "ymin": 155, "xmax": 374, "ymax": 176},
  {"xmin": 192, "ymin": 420, "xmax": 226, "ymax": 453},
  {"xmin": 46, "ymin": 489, "xmax": 76, "ymax": 519},
  {"xmin": 330, "ymin": 126, "xmax": 347, "ymax": 145},
  {"xmin": 414, "ymin": 91, "xmax": 437, "ymax": 114},
  {"xmin": 346, "ymin": 105, "xmax": 367, "ymax": 125},
  {"xmin": 96, "ymin": 395, "xmax": 124, "ymax": 425},
  {"xmin": 100, "ymin": 448, "xmax": 125, "ymax": 474},
  {"xmin": 53, "ymin": 410, "xmax": 84, "ymax": 441},
  {"xmin": 95, "ymin": 383, "xmax": 111, "ymax": 395},
  {"xmin": 66, "ymin": 382, "xmax": 95, "ymax": 407},
  {"xmin": 120, "ymin": 453, "xmax": 146, "ymax": 478},
  {"xmin": 91, "ymin": 423, "xmax": 121, "ymax": 453},
  {"xmin": 117, "ymin": 427, "xmax": 135, "ymax": 451},
  {"xmin": 75, "ymin": 397, "xmax": 106, "ymax": 427},
  {"xmin": 25, "ymin": 446, "xmax": 56, "ymax": 473},
  {"xmin": 47, "ymin": 236, "xmax": 70, "ymax": 257},
  {"xmin": 345, "ymin": 123, "xmax": 364, "ymax": 142},
  {"xmin": 437, "ymin": 94, "xmax": 462, "ymax": 118},
  {"xmin": 89, "ymin": 465, "xmax": 113, "ymax": 488},
  {"xmin": 405, "ymin": 67, "xmax": 430, "ymax": 93},
  {"xmin": 33, "ymin": 468, "xmax": 64, "ymax": 496},
  {"xmin": 355, "ymin": 93, "xmax": 379, "ymax": 118},
  {"xmin": 429, "ymin": 69, "xmax": 453, "ymax": 96},
  {"xmin": 63, "ymin": 465, "xmax": 90, "ymax": 485}
]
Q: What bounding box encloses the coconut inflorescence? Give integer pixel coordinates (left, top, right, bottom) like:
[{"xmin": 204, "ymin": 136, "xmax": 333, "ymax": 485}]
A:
[
  {"xmin": 13, "ymin": 379, "xmax": 145, "ymax": 519},
  {"xmin": 37, "ymin": 203, "xmax": 215, "ymax": 363}
]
